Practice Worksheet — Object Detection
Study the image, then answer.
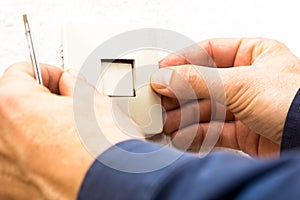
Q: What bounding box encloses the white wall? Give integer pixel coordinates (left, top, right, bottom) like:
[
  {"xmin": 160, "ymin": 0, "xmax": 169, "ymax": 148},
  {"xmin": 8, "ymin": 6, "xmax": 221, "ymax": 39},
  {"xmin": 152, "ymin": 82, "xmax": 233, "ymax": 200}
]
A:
[{"xmin": 1, "ymin": 0, "xmax": 300, "ymax": 76}]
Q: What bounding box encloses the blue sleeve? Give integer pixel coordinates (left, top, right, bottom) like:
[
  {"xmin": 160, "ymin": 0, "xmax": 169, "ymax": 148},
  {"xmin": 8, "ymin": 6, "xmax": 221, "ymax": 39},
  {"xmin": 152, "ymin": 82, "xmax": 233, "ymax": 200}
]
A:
[
  {"xmin": 78, "ymin": 140, "xmax": 300, "ymax": 200},
  {"xmin": 78, "ymin": 89, "xmax": 300, "ymax": 200},
  {"xmin": 281, "ymin": 89, "xmax": 300, "ymax": 151}
]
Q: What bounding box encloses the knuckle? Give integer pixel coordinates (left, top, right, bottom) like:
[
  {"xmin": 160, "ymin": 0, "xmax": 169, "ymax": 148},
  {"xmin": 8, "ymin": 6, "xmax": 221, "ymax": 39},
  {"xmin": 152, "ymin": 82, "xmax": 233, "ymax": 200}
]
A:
[
  {"xmin": 8, "ymin": 61, "xmax": 30, "ymax": 69},
  {"xmin": 4, "ymin": 62, "xmax": 31, "ymax": 75},
  {"xmin": 258, "ymin": 38, "xmax": 287, "ymax": 50}
]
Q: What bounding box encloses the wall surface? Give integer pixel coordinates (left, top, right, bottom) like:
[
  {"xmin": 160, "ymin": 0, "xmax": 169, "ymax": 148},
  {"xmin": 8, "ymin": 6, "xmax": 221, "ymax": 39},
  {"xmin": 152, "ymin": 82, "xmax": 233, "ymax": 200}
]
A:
[{"xmin": 1, "ymin": 0, "xmax": 300, "ymax": 76}]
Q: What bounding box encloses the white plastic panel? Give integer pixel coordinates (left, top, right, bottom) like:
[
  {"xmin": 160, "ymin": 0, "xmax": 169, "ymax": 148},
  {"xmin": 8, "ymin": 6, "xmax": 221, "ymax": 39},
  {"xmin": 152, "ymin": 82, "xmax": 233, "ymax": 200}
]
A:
[{"xmin": 62, "ymin": 23, "xmax": 163, "ymax": 135}]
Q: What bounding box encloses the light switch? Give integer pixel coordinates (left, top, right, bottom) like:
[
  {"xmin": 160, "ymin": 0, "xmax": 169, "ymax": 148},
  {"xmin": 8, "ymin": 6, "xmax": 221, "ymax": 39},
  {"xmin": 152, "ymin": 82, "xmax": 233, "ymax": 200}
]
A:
[{"xmin": 101, "ymin": 59, "xmax": 135, "ymax": 97}]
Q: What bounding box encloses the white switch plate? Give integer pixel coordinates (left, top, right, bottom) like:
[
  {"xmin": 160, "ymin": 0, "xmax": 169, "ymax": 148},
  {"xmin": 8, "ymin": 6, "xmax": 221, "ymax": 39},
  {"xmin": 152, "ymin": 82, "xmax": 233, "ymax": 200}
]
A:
[{"xmin": 62, "ymin": 22, "xmax": 163, "ymax": 135}]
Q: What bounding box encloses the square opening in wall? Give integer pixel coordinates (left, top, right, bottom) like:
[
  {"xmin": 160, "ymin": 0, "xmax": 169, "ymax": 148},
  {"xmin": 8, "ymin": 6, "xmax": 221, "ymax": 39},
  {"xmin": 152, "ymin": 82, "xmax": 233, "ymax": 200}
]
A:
[{"xmin": 101, "ymin": 59, "xmax": 135, "ymax": 97}]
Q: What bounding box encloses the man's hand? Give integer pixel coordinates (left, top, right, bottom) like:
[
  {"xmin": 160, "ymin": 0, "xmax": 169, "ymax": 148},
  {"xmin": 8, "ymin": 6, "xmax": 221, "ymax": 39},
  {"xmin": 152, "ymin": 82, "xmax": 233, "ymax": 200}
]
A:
[
  {"xmin": 151, "ymin": 38, "xmax": 300, "ymax": 157},
  {"xmin": 0, "ymin": 62, "xmax": 92, "ymax": 199},
  {"xmin": 0, "ymin": 62, "xmax": 132, "ymax": 199}
]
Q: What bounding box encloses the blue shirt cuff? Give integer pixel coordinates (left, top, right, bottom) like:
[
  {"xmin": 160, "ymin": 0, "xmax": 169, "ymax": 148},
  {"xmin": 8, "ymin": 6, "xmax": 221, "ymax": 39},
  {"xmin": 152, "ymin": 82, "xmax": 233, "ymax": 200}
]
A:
[
  {"xmin": 78, "ymin": 140, "xmax": 300, "ymax": 199},
  {"xmin": 77, "ymin": 140, "xmax": 195, "ymax": 200},
  {"xmin": 281, "ymin": 89, "xmax": 300, "ymax": 152}
]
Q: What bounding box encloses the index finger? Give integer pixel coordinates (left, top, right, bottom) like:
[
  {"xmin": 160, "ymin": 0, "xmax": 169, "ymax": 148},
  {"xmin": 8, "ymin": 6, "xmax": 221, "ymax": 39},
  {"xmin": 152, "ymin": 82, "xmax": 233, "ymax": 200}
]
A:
[
  {"xmin": 3, "ymin": 62, "xmax": 63, "ymax": 94},
  {"xmin": 159, "ymin": 38, "xmax": 277, "ymax": 68}
]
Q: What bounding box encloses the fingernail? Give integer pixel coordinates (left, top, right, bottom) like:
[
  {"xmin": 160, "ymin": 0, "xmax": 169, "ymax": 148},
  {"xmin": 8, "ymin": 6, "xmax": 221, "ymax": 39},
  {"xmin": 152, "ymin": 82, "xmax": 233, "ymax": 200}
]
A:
[
  {"xmin": 158, "ymin": 59, "xmax": 168, "ymax": 67},
  {"xmin": 151, "ymin": 68, "xmax": 173, "ymax": 87}
]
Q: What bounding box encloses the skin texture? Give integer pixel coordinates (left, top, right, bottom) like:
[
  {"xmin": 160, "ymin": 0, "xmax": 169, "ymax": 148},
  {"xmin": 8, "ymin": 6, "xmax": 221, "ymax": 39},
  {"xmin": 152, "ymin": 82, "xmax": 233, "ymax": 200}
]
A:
[
  {"xmin": 0, "ymin": 62, "xmax": 131, "ymax": 199},
  {"xmin": 0, "ymin": 63, "xmax": 93, "ymax": 199},
  {"xmin": 151, "ymin": 38, "xmax": 300, "ymax": 158}
]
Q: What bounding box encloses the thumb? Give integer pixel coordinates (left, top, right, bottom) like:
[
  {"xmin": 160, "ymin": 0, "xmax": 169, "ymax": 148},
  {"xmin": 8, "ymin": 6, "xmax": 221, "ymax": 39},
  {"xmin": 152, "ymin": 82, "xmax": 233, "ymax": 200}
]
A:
[
  {"xmin": 59, "ymin": 69, "xmax": 87, "ymax": 96},
  {"xmin": 151, "ymin": 64, "xmax": 252, "ymax": 105}
]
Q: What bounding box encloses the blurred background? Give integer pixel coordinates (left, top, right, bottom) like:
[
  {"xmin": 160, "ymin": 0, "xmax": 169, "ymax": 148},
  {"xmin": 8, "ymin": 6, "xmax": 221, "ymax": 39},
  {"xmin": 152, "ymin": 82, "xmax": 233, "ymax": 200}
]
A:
[{"xmin": 1, "ymin": 0, "xmax": 300, "ymax": 75}]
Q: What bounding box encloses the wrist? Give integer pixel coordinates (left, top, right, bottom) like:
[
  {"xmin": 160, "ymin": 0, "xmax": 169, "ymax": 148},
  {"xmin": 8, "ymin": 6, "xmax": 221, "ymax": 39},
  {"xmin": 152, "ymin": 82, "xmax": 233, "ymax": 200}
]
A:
[{"xmin": 24, "ymin": 135, "xmax": 95, "ymax": 200}]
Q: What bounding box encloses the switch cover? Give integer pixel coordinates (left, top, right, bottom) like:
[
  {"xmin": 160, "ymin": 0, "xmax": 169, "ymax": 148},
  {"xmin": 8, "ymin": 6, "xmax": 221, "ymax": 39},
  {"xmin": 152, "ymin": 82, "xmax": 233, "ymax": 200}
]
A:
[{"xmin": 62, "ymin": 23, "xmax": 163, "ymax": 135}]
